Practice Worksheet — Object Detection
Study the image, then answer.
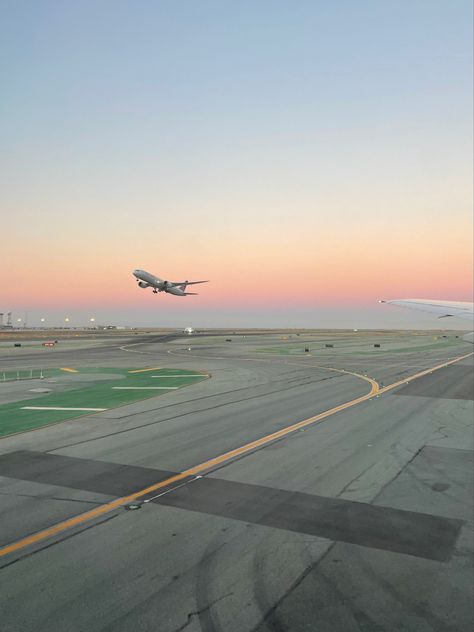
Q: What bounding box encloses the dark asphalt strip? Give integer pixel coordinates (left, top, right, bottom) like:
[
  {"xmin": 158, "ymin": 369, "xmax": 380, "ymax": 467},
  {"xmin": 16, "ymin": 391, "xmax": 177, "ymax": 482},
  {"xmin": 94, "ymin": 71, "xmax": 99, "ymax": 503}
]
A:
[
  {"xmin": 0, "ymin": 450, "xmax": 176, "ymax": 496},
  {"xmin": 153, "ymin": 476, "xmax": 463, "ymax": 562},
  {"xmin": 394, "ymin": 365, "xmax": 474, "ymax": 400},
  {"xmin": 0, "ymin": 451, "xmax": 462, "ymax": 562}
]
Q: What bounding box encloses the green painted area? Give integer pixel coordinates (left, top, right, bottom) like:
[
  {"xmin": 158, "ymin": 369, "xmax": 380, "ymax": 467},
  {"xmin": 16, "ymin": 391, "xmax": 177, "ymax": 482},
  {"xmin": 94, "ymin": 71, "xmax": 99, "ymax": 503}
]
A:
[
  {"xmin": 354, "ymin": 339, "xmax": 464, "ymax": 355},
  {"xmin": 256, "ymin": 337, "xmax": 465, "ymax": 355},
  {"xmin": 0, "ymin": 368, "xmax": 207, "ymax": 438}
]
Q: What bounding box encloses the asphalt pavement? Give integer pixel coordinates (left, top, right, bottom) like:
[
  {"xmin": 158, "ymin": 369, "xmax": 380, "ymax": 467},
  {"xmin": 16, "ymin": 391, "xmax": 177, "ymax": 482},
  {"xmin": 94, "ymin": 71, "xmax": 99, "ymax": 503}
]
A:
[{"xmin": 0, "ymin": 330, "xmax": 472, "ymax": 632}]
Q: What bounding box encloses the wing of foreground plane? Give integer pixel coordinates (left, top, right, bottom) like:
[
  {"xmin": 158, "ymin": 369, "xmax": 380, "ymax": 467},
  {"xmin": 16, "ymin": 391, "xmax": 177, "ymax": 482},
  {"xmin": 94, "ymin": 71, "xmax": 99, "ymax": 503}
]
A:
[{"xmin": 380, "ymin": 299, "xmax": 474, "ymax": 321}]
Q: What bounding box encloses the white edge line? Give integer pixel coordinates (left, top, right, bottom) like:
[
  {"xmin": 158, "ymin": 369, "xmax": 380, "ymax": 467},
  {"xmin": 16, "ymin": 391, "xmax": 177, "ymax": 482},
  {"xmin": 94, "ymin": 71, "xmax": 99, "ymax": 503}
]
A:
[
  {"xmin": 150, "ymin": 375, "xmax": 204, "ymax": 378},
  {"xmin": 112, "ymin": 386, "xmax": 178, "ymax": 390},
  {"xmin": 143, "ymin": 476, "xmax": 202, "ymax": 503},
  {"xmin": 21, "ymin": 407, "xmax": 107, "ymax": 411}
]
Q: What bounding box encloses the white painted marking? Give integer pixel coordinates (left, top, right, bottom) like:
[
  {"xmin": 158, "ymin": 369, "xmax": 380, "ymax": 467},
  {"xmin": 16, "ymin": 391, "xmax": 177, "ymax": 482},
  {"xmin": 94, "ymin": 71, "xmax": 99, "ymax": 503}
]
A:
[
  {"xmin": 143, "ymin": 476, "xmax": 201, "ymax": 503},
  {"xmin": 111, "ymin": 386, "xmax": 178, "ymax": 390},
  {"xmin": 150, "ymin": 375, "xmax": 203, "ymax": 378},
  {"xmin": 21, "ymin": 406, "xmax": 107, "ymax": 411}
]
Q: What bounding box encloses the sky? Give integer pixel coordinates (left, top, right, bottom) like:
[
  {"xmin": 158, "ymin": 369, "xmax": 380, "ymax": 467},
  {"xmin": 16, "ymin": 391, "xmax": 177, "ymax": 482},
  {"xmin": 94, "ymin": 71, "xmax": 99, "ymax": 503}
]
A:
[{"xmin": 1, "ymin": 1, "xmax": 472, "ymax": 328}]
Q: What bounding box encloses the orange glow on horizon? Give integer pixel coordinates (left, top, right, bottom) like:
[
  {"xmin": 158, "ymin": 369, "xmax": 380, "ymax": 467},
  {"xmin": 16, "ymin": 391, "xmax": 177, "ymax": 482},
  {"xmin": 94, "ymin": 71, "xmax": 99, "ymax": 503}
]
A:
[{"xmin": 2, "ymin": 201, "xmax": 472, "ymax": 313}]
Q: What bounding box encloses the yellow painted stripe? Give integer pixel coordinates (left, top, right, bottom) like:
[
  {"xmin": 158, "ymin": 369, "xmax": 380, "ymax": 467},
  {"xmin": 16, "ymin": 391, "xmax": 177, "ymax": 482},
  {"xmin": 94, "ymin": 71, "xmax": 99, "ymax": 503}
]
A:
[
  {"xmin": 128, "ymin": 367, "xmax": 162, "ymax": 373},
  {"xmin": 0, "ymin": 351, "xmax": 471, "ymax": 560},
  {"xmin": 377, "ymin": 357, "xmax": 471, "ymax": 394},
  {"xmin": 60, "ymin": 368, "xmax": 78, "ymax": 373}
]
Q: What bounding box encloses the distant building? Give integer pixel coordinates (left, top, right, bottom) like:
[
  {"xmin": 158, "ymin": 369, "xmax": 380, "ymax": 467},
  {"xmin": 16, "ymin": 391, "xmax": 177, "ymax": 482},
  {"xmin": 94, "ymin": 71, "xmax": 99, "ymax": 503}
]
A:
[{"xmin": 0, "ymin": 312, "xmax": 13, "ymax": 328}]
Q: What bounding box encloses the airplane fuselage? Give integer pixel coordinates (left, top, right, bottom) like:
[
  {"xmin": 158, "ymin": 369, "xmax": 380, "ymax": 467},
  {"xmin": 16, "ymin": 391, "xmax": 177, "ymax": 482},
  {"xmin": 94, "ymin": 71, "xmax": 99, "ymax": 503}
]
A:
[{"xmin": 133, "ymin": 269, "xmax": 188, "ymax": 296}]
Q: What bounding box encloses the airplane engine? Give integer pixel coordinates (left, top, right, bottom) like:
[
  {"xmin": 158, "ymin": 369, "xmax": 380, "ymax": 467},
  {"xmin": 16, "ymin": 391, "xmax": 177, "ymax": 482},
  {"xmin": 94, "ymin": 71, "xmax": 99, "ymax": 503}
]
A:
[{"xmin": 138, "ymin": 281, "xmax": 149, "ymax": 288}]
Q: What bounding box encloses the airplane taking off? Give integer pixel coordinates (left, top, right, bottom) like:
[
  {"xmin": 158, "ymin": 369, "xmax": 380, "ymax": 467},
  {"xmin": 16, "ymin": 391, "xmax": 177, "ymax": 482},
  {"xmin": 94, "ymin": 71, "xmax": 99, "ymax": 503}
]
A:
[{"xmin": 133, "ymin": 269, "xmax": 208, "ymax": 296}]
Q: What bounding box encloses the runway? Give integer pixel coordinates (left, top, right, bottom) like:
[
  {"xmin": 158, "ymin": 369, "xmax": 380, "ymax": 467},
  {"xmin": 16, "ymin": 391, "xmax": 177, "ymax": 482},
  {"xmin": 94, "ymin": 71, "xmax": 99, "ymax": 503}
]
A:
[{"xmin": 0, "ymin": 330, "xmax": 472, "ymax": 632}]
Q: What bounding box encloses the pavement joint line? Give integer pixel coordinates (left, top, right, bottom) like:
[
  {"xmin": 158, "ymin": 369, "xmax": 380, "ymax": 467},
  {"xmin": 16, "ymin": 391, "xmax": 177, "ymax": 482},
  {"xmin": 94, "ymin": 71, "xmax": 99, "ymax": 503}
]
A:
[
  {"xmin": 285, "ymin": 361, "xmax": 379, "ymax": 395},
  {"xmin": 0, "ymin": 350, "xmax": 471, "ymax": 560},
  {"xmin": 21, "ymin": 407, "xmax": 108, "ymax": 412},
  {"xmin": 120, "ymin": 344, "xmax": 155, "ymax": 355}
]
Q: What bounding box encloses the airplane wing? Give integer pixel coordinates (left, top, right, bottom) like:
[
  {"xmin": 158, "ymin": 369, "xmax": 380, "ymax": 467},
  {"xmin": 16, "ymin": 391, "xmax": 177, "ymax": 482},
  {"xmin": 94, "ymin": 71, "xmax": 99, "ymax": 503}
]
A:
[
  {"xmin": 172, "ymin": 280, "xmax": 209, "ymax": 287},
  {"xmin": 380, "ymin": 299, "xmax": 474, "ymax": 321}
]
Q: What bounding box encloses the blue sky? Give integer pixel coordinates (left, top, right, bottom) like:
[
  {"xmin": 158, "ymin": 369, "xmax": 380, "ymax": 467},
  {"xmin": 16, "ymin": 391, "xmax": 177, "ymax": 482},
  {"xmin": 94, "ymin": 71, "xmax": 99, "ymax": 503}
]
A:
[{"xmin": 1, "ymin": 1, "xmax": 472, "ymax": 327}]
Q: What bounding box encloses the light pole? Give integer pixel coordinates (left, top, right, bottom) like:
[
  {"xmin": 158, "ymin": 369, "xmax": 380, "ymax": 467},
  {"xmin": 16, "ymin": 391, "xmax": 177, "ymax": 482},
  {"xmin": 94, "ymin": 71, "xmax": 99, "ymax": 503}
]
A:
[{"xmin": 90, "ymin": 317, "xmax": 95, "ymax": 329}]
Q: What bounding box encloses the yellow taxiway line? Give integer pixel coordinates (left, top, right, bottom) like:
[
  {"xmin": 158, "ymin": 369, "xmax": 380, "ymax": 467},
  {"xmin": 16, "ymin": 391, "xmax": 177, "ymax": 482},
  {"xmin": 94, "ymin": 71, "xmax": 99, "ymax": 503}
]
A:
[
  {"xmin": 127, "ymin": 367, "xmax": 162, "ymax": 373},
  {"xmin": 60, "ymin": 368, "xmax": 78, "ymax": 373},
  {"xmin": 0, "ymin": 351, "xmax": 471, "ymax": 560}
]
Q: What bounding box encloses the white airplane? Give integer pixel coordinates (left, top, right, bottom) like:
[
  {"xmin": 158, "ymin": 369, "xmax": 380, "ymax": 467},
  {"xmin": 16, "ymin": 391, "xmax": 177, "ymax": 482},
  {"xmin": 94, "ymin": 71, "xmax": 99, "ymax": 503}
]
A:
[
  {"xmin": 380, "ymin": 298, "xmax": 474, "ymax": 342},
  {"xmin": 133, "ymin": 269, "xmax": 208, "ymax": 296}
]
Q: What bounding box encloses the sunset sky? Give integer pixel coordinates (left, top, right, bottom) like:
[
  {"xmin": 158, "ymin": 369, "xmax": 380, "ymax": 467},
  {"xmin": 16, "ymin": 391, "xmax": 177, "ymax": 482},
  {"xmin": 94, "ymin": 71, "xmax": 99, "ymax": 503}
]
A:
[{"xmin": 1, "ymin": 1, "xmax": 472, "ymax": 328}]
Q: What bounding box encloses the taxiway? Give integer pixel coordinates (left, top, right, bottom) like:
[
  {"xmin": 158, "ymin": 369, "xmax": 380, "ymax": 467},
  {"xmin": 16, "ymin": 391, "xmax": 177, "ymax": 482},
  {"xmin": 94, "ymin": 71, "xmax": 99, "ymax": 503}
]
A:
[{"xmin": 0, "ymin": 330, "xmax": 472, "ymax": 632}]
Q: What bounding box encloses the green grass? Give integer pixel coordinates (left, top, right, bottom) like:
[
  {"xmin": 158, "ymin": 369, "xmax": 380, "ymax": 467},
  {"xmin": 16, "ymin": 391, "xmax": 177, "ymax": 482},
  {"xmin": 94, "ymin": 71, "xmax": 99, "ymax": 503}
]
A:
[{"xmin": 0, "ymin": 367, "xmax": 208, "ymax": 437}]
